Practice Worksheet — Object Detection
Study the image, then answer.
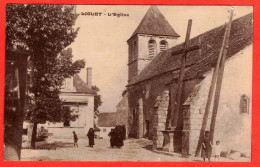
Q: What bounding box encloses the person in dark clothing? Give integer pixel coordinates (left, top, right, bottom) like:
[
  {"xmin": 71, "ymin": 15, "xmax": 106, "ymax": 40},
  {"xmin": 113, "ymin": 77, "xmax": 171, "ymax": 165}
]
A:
[
  {"xmin": 201, "ymin": 131, "xmax": 212, "ymax": 162},
  {"xmin": 73, "ymin": 131, "xmax": 78, "ymax": 147},
  {"xmin": 87, "ymin": 128, "xmax": 95, "ymax": 148},
  {"xmin": 108, "ymin": 129, "xmax": 115, "ymax": 148},
  {"xmin": 114, "ymin": 126, "xmax": 124, "ymax": 148}
]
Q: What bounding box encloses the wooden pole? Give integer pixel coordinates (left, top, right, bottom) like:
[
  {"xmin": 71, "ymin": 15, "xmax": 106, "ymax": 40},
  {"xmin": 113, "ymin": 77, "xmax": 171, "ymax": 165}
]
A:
[
  {"xmin": 209, "ymin": 8, "xmax": 234, "ymax": 144},
  {"xmin": 171, "ymin": 19, "xmax": 192, "ymax": 128},
  {"xmin": 195, "ymin": 22, "xmax": 229, "ymax": 156}
]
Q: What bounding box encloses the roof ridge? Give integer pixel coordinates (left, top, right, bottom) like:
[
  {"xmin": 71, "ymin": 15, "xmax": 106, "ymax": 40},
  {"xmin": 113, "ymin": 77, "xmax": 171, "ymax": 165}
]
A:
[
  {"xmin": 128, "ymin": 6, "xmax": 180, "ymax": 40},
  {"xmin": 127, "ymin": 13, "xmax": 253, "ymax": 86}
]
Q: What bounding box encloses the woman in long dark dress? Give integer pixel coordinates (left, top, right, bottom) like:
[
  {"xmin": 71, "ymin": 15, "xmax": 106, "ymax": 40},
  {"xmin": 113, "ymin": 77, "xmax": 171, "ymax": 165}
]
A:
[
  {"xmin": 87, "ymin": 128, "xmax": 95, "ymax": 147},
  {"xmin": 115, "ymin": 126, "xmax": 124, "ymax": 148},
  {"xmin": 108, "ymin": 129, "xmax": 115, "ymax": 148},
  {"xmin": 201, "ymin": 131, "xmax": 212, "ymax": 162}
]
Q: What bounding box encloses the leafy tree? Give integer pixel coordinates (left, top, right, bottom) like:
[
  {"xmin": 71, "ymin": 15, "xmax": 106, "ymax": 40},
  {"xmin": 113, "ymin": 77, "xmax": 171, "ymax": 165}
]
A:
[
  {"xmin": 6, "ymin": 4, "xmax": 84, "ymax": 148},
  {"xmin": 92, "ymin": 86, "xmax": 102, "ymax": 113}
]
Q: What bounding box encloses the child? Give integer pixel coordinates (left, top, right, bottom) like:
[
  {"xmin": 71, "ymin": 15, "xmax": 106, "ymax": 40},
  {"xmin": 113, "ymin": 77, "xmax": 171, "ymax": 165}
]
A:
[
  {"xmin": 214, "ymin": 141, "xmax": 222, "ymax": 161},
  {"xmin": 73, "ymin": 131, "xmax": 78, "ymax": 147},
  {"xmin": 201, "ymin": 131, "xmax": 212, "ymax": 162}
]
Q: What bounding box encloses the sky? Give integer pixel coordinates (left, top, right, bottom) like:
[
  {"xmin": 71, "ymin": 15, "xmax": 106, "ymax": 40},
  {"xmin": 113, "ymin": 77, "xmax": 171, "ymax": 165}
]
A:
[{"xmin": 69, "ymin": 5, "xmax": 252, "ymax": 113}]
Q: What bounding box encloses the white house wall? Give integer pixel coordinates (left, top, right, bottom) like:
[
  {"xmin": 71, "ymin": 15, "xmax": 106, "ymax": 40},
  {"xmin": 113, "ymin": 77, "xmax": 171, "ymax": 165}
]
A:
[{"xmin": 46, "ymin": 94, "xmax": 94, "ymax": 138}]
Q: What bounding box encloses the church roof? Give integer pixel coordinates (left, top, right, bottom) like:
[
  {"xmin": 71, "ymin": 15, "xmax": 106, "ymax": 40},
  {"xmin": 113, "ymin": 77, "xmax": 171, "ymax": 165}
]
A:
[
  {"xmin": 128, "ymin": 6, "xmax": 180, "ymax": 40},
  {"xmin": 73, "ymin": 74, "xmax": 96, "ymax": 94},
  {"xmin": 127, "ymin": 13, "xmax": 253, "ymax": 87}
]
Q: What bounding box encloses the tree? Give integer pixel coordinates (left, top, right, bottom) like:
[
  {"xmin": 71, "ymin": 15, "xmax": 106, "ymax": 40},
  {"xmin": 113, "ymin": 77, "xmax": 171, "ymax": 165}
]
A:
[
  {"xmin": 6, "ymin": 4, "xmax": 84, "ymax": 148},
  {"xmin": 92, "ymin": 86, "xmax": 102, "ymax": 113}
]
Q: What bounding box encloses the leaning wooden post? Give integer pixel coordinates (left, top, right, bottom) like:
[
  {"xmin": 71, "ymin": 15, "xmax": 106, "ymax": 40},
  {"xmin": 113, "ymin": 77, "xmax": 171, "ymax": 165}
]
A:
[
  {"xmin": 195, "ymin": 22, "xmax": 229, "ymax": 157},
  {"xmin": 171, "ymin": 19, "xmax": 192, "ymax": 128},
  {"xmin": 209, "ymin": 7, "xmax": 234, "ymax": 144}
]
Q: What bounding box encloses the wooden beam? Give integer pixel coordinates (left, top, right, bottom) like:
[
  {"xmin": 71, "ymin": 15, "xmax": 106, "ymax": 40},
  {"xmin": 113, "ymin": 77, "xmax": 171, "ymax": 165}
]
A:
[
  {"xmin": 209, "ymin": 8, "xmax": 234, "ymax": 144},
  {"xmin": 195, "ymin": 22, "xmax": 229, "ymax": 157},
  {"xmin": 170, "ymin": 19, "xmax": 193, "ymax": 128}
]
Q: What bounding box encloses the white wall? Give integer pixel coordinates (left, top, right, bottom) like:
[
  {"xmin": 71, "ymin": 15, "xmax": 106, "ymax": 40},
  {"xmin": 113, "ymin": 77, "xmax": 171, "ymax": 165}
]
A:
[
  {"xmin": 99, "ymin": 127, "xmax": 114, "ymax": 139},
  {"xmin": 46, "ymin": 94, "xmax": 94, "ymax": 138},
  {"xmin": 137, "ymin": 34, "xmax": 178, "ymax": 73},
  {"xmin": 188, "ymin": 44, "xmax": 252, "ymax": 154}
]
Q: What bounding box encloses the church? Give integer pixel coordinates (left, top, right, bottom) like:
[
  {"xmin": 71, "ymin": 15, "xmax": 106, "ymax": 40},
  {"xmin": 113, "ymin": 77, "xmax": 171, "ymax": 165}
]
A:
[{"xmin": 126, "ymin": 6, "xmax": 252, "ymax": 156}]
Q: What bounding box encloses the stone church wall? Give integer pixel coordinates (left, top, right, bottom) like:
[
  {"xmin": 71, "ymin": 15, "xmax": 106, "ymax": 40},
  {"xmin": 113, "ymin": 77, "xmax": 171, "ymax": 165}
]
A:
[
  {"xmin": 127, "ymin": 72, "xmax": 172, "ymax": 139},
  {"xmin": 183, "ymin": 45, "xmax": 252, "ymax": 156},
  {"xmin": 152, "ymin": 90, "xmax": 169, "ymax": 149}
]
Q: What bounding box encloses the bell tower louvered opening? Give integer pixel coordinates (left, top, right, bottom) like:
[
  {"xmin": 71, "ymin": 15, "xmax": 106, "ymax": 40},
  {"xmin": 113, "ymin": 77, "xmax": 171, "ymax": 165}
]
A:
[
  {"xmin": 148, "ymin": 40, "xmax": 156, "ymax": 58},
  {"xmin": 160, "ymin": 40, "xmax": 168, "ymax": 52}
]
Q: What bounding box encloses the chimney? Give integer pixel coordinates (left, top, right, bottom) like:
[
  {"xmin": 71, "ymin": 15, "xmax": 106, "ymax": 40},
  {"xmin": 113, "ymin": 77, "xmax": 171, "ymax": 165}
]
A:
[{"xmin": 86, "ymin": 67, "xmax": 92, "ymax": 87}]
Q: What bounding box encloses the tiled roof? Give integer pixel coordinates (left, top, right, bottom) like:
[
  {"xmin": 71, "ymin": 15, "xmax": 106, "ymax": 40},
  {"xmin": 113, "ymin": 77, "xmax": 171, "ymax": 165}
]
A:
[
  {"xmin": 97, "ymin": 112, "xmax": 117, "ymax": 127},
  {"xmin": 127, "ymin": 13, "xmax": 253, "ymax": 86},
  {"xmin": 128, "ymin": 6, "xmax": 180, "ymax": 40},
  {"xmin": 73, "ymin": 74, "xmax": 96, "ymax": 94}
]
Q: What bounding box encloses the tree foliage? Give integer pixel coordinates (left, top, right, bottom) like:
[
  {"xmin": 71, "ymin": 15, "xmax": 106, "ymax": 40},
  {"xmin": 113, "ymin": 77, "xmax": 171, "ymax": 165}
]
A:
[
  {"xmin": 92, "ymin": 86, "xmax": 102, "ymax": 113},
  {"xmin": 6, "ymin": 4, "xmax": 85, "ymax": 148},
  {"xmin": 25, "ymin": 48, "xmax": 85, "ymax": 124}
]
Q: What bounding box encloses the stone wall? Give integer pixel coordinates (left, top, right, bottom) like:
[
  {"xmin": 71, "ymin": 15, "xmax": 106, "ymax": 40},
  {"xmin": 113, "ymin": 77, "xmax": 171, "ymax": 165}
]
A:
[
  {"xmin": 115, "ymin": 94, "xmax": 129, "ymax": 136},
  {"xmin": 152, "ymin": 90, "xmax": 169, "ymax": 149},
  {"xmin": 183, "ymin": 45, "xmax": 252, "ymax": 156},
  {"xmin": 127, "ymin": 71, "xmax": 173, "ymax": 139}
]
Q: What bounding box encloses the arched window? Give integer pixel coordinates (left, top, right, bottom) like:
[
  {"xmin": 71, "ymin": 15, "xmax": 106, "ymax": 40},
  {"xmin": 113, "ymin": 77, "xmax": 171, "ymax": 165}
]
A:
[
  {"xmin": 160, "ymin": 40, "xmax": 168, "ymax": 52},
  {"xmin": 148, "ymin": 40, "xmax": 156, "ymax": 58},
  {"xmin": 240, "ymin": 94, "xmax": 249, "ymax": 114}
]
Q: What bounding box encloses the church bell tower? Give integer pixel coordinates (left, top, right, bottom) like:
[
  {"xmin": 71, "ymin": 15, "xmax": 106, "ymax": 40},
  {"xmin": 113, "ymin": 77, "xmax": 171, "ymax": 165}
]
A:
[{"xmin": 127, "ymin": 6, "xmax": 180, "ymax": 82}]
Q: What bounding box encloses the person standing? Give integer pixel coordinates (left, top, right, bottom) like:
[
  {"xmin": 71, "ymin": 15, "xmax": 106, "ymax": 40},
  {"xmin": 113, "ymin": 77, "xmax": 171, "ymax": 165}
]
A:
[
  {"xmin": 73, "ymin": 131, "xmax": 78, "ymax": 147},
  {"xmin": 115, "ymin": 126, "xmax": 124, "ymax": 148},
  {"xmin": 201, "ymin": 131, "xmax": 212, "ymax": 162},
  {"xmin": 108, "ymin": 129, "xmax": 115, "ymax": 148},
  {"xmin": 87, "ymin": 128, "xmax": 95, "ymax": 148},
  {"xmin": 214, "ymin": 141, "xmax": 222, "ymax": 161}
]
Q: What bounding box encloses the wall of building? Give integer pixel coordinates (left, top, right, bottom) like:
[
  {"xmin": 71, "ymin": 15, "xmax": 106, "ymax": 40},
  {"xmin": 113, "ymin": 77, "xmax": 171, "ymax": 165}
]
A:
[
  {"xmin": 127, "ymin": 67, "xmax": 202, "ymax": 153},
  {"xmin": 115, "ymin": 94, "xmax": 129, "ymax": 136},
  {"xmin": 137, "ymin": 34, "xmax": 178, "ymax": 74},
  {"xmin": 46, "ymin": 94, "xmax": 94, "ymax": 138},
  {"xmin": 183, "ymin": 45, "xmax": 252, "ymax": 155},
  {"xmin": 152, "ymin": 90, "xmax": 169, "ymax": 149},
  {"xmin": 99, "ymin": 127, "xmax": 114, "ymax": 139},
  {"xmin": 127, "ymin": 34, "xmax": 178, "ymax": 81},
  {"xmin": 127, "ymin": 72, "xmax": 172, "ymax": 139}
]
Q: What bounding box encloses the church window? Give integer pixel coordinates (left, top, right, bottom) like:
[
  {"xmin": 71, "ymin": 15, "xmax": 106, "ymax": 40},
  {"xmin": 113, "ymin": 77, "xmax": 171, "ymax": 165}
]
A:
[
  {"xmin": 148, "ymin": 40, "xmax": 156, "ymax": 58},
  {"xmin": 240, "ymin": 94, "xmax": 249, "ymax": 114},
  {"xmin": 160, "ymin": 40, "xmax": 168, "ymax": 52}
]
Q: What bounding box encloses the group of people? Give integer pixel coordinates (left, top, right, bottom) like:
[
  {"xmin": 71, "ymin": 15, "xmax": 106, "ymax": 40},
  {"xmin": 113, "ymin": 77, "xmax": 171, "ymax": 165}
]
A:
[
  {"xmin": 73, "ymin": 126, "xmax": 126, "ymax": 149},
  {"xmin": 201, "ymin": 131, "xmax": 222, "ymax": 162},
  {"xmin": 74, "ymin": 128, "xmax": 221, "ymax": 161},
  {"xmin": 108, "ymin": 125, "xmax": 126, "ymax": 148}
]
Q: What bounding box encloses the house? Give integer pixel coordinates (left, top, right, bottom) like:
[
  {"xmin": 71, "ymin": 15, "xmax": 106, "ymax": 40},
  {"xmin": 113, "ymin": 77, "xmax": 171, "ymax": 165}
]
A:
[
  {"xmin": 126, "ymin": 5, "xmax": 252, "ymax": 155},
  {"xmin": 97, "ymin": 112, "xmax": 116, "ymax": 139},
  {"xmin": 45, "ymin": 67, "xmax": 96, "ymax": 138}
]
